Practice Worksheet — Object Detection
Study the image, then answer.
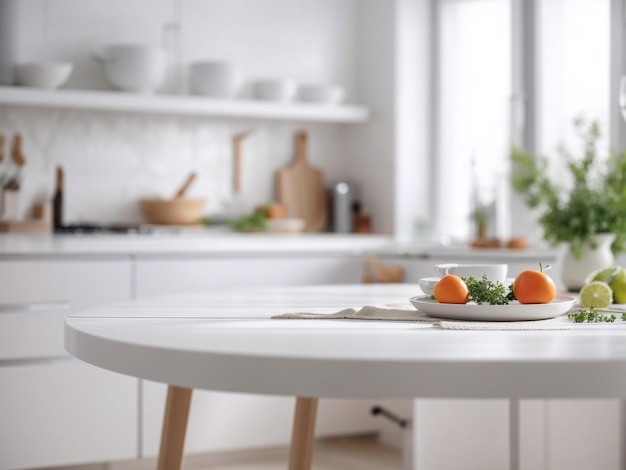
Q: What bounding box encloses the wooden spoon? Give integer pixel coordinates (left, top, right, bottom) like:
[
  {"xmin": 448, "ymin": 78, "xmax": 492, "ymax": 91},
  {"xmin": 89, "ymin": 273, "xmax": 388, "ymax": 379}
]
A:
[{"xmin": 174, "ymin": 172, "xmax": 197, "ymax": 198}]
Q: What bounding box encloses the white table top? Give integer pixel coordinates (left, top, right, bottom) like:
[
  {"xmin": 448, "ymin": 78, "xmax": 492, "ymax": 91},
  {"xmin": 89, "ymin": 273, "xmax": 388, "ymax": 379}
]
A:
[{"xmin": 65, "ymin": 284, "xmax": 626, "ymax": 400}]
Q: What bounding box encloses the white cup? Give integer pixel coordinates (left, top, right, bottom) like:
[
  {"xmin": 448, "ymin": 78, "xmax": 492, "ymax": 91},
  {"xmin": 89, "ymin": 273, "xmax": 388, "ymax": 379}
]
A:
[{"xmin": 434, "ymin": 263, "xmax": 508, "ymax": 283}]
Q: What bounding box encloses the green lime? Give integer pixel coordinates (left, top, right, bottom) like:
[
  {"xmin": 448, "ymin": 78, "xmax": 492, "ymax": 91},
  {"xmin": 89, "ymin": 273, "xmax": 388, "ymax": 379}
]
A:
[
  {"xmin": 579, "ymin": 281, "xmax": 613, "ymax": 309},
  {"xmin": 585, "ymin": 266, "xmax": 622, "ymax": 285},
  {"xmin": 609, "ymin": 268, "xmax": 626, "ymax": 304}
]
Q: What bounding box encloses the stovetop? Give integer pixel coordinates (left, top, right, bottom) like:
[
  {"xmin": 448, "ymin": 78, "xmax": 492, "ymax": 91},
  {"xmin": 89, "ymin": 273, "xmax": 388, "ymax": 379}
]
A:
[{"xmin": 54, "ymin": 223, "xmax": 156, "ymax": 234}]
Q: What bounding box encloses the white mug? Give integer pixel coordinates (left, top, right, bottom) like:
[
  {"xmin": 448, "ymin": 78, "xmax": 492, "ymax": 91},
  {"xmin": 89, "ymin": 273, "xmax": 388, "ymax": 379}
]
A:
[{"xmin": 434, "ymin": 263, "xmax": 508, "ymax": 283}]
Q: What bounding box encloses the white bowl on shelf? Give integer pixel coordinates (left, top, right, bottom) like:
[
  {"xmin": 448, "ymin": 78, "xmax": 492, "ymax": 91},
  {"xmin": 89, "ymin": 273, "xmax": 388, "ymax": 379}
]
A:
[
  {"xmin": 252, "ymin": 78, "xmax": 297, "ymax": 102},
  {"xmin": 97, "ymin": 44, "xmax": 167, "ymax": 93},
  {"xmin": 298, "ymin": 84, "xmax": 345, "ymax": 104},
  {"xmin": 14, "ymin": 62, "xmax": 73, "ymax": 89},
  {"xmin": 190, "ymin": 61, "xmax": 242, "ymax": 98}
]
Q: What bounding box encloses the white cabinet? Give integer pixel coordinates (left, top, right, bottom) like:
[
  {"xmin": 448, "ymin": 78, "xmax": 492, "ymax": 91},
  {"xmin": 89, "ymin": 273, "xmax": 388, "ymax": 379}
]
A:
[
  {"xmin": 135, "ymin": 254, "xmax": 365, "ymax": 296},
  {"xmin": 0, "ymin": 258, "xmax": 134, "ymax": 359},
  {"xmin": 0, "ymin": 360, "xmax": 138, "ymax": 470},
  {"xmin": 136, "ymin": 254, "xmax": 379, "ymax": 457},
  {"xmin": 0, "ymin": 258, "xmax": 139, "ymax": 470}
]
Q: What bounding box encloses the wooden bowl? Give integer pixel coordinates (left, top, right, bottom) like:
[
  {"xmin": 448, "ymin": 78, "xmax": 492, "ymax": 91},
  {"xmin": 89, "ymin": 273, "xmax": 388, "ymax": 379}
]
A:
[{"xmin": 140, "ymin": 197, "xmax": 206, "ymax": 225}]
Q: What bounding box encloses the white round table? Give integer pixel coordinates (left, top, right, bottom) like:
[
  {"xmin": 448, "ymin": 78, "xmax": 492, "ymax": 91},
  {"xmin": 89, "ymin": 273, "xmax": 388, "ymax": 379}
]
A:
[{"xmin": 65, "ymin": 284, "xmax": 626, "ymax": 470}]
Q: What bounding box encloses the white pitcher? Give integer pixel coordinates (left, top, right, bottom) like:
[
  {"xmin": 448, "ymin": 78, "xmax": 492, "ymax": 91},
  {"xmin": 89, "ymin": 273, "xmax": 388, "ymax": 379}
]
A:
[{"xmin": 560, "ymin": 233, "xmax": 616, "ymax": 291}]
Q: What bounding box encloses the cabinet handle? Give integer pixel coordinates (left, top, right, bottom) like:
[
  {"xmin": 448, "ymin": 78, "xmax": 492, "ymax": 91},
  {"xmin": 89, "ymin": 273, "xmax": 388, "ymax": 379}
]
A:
[{"xmin": 0, "ymin": 300, "xmax": 70, "ymax": 313}]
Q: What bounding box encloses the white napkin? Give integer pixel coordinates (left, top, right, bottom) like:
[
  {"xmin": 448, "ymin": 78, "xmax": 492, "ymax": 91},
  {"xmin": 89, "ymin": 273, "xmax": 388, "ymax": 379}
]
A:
[
  {"xmin": 272, "ymin": 302, "xmax": 572, "ymax": 330},
  {"xmin": 272, "ymin": 302, "xmax": 432, "ymax": 322}
]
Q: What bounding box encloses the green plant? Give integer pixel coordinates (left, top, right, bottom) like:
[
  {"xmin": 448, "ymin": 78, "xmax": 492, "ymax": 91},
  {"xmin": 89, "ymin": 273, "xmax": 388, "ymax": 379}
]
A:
[
  {"xmin": 510, "ymin": 117, "xmax": 626, "ymax": 259},
  {"xmin": 470, "ymin": 208, "xmax": 488, "ymax": 224}
]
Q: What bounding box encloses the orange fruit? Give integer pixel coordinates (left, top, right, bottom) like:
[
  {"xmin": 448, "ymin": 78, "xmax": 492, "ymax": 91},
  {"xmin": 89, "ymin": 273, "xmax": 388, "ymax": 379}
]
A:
[
  {"xmin": 513, "ymin": 268, "xmax": 556, "ymax": 304},
  {"xmin": 433, "ymin": 274, "xmax": 469, "ymax": 304}
]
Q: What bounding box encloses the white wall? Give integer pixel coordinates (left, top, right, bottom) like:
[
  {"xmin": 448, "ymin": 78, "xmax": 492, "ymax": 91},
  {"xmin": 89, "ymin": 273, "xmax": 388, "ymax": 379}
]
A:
[
  {"xmin": 347, "ymin": 0, "xmax": 432, "ymax": 238},
  {"xmin": 0, "ymin": 0, "xmax": 364, "ymax": 224}
]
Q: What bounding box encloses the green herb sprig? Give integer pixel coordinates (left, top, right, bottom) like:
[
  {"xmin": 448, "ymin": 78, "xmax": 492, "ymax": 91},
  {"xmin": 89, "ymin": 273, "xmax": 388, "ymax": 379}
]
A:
[
  {"xmin": 462, "ymin": 275, "xmax": 514, "ymax": 305},
  {"xmin": 567, "ymin": 308, "xmax": 617, "ymax": 323},
  {"xmin": 230, "ymin": 209, "xmax": 267, "ymax": 233}
]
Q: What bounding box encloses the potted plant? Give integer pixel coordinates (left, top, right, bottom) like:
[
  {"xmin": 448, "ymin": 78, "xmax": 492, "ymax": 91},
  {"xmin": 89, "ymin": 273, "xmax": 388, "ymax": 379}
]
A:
[
  {"xmin": 470, "ymin": 207, "xmax": 489, "ymax": 240},
  {"xmin": 510, "ymin": 117, "xmax": 626, "ymax": 289}
]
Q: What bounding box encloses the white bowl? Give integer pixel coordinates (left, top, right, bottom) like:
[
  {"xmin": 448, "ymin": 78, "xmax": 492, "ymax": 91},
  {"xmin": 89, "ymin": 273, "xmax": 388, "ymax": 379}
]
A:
[
  {"xmin": 434, "ymin": 263, "xmax": 508, "ymax": 284},
  {"xmin": 190, "ymin": 61, "xmax": 242, "ymax": 98},
  {"xmin": 252, "ymin": 78, "xmax": 297, "ymax": 101},
  {"xmin": 14, "ymin": 62, "xmax": 73, "ymax": 89},
  {"xmin": 267, "ymin": 218, "xmax": 305, "ymax": 233},
  {"xmin": 419, "ymin": 277, "xmax": 439, "ymax": 296},
  {"xmin": 299, "ymin": 84, "xmax": 345, "ymax": 104},
  {"xmin": 98, "ymin": 44, "xmax": 166, "ymax": 93}
]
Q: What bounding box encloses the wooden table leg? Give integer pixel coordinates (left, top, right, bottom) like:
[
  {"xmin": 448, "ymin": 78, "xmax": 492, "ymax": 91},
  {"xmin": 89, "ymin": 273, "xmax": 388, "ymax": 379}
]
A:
[
  {"xmin": 288, "ymin": 397, "xmax": 319, "ymax": 470},
  {"xmin": 157, "ymin": 385, "xmax": 193, "ymax": 470}
]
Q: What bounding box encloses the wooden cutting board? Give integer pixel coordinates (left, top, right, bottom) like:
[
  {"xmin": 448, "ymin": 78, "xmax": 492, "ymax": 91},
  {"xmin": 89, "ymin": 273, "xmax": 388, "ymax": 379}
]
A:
[{"xmin": 276, "ymin": 130, "xmax": 327, "ymax": 232}]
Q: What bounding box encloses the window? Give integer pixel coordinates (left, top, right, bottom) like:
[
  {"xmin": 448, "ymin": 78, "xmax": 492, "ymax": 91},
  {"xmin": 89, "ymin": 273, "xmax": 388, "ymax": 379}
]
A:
[
  {"xmin": 536, "ymin": 0, "xmax": 610, "ymax": 163},
  {"xmin": 432, "ymin": 0, "xmax": 612, "ymax": 244}
]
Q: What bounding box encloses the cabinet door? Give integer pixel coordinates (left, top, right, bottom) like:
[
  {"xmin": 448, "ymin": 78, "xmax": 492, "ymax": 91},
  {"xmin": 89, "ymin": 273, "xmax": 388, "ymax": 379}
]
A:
[
  {"xmin": 0, "ymin": 258, "xmax": 138, "ymax": 470},
  {"xmin": 135, "ymin": 255, "xmax": 363, "ymax": 297},
  {"xmin": 0, "ymin": 359, "xmax": 138, "ymax": 470},
  {"xmin": 545, "ymin": 400, "xmax": 620, "ymax": 470},
  {"xmin": 0, "ymin": 258, "xmax": 132, "ymax": 359},
  {"xmin": 0, "ymin": 257, "xmax": 132, "ymax": 309}
]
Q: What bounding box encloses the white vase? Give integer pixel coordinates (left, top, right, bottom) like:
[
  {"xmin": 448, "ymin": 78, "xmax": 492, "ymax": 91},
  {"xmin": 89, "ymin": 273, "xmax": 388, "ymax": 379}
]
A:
[{"xmin": 560, "ymin": 233, "xmax": 616, "ymax": 291}]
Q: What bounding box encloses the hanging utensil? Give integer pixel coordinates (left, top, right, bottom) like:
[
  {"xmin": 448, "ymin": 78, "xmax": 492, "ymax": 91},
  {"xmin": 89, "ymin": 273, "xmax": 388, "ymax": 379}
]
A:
[
  {"xmin": 233, "ymin": 131, "xmax": 253, "ymax": 193},
  {"xmin": 5, "ymin": 133, "xmax": 25, "ymax": 190}
]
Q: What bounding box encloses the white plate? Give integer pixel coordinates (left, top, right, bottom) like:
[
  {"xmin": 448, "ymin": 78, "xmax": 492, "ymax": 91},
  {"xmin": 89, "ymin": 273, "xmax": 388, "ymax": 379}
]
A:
[{"xmin": 409, "ymin": 295, "xmax": 576, "ymax": 322}]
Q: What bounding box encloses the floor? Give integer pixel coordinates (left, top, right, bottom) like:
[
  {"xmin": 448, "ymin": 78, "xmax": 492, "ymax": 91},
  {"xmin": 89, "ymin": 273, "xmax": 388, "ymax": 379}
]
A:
[
  {"xmin": 196, "ymin": 435, "xmax": 403, "ymax": 470},
  {"xmin": 101, "ymin": 435, "xmax": 402, "ymax": 470}
]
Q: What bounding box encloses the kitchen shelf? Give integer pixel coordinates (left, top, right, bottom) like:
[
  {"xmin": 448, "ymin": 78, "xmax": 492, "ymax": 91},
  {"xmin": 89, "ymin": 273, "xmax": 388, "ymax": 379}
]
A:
[{"xmin": 0, "ymin": 86, "xmax": 369, "ymax": 123}]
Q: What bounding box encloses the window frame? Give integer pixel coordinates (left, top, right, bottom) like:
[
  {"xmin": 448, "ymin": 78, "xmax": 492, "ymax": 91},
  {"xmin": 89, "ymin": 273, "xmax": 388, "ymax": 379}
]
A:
[{"xmin": 428, "ymin": 0, "xmax": 625, "ymax": 242}]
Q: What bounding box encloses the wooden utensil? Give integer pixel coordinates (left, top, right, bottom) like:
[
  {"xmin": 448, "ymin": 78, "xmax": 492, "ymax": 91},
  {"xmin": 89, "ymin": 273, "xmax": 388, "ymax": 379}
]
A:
[
  {"xmin": 174, "ymin": 172, "xmax": 197, "ymax": 198},
  {"xmin": 11, "ymin": 133, "xmax": 26, "ymax": 167},
  {"xmin": 233, "ymin": 131, "xmax": 252, "ymax": 193},
  {"xmin": 276, "ymin": 130, "xmax": 327, "ymax": 232}
]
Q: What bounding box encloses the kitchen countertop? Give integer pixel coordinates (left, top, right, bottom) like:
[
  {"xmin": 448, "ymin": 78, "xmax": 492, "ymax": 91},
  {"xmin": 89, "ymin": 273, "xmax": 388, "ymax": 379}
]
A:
[
  {"xmin": 0, "ymin": 232, "xmax": 396, "ymax": 257},
  {"xmin": 381, "ymin": 242, "xmax": 560, "ymax": 261},
  {"xmin": 0, "ymin": 232, "xmax": 560, "ymax": 260}
]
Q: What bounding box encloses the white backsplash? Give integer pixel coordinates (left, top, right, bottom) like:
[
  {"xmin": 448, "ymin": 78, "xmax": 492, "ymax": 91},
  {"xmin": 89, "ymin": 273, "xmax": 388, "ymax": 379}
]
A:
[{"xmin": 0, "ymin": 106, "xmax": 349, "ymax": 223}]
